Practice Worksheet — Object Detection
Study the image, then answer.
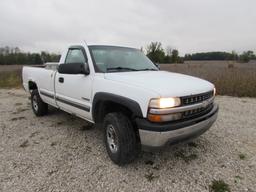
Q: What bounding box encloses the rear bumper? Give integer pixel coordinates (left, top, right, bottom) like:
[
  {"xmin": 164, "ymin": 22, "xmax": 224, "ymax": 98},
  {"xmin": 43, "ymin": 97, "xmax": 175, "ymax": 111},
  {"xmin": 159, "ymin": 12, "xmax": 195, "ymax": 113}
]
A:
[{"xmin": 136, "ymin": 104, "xmax": 218, "ymax": 150}]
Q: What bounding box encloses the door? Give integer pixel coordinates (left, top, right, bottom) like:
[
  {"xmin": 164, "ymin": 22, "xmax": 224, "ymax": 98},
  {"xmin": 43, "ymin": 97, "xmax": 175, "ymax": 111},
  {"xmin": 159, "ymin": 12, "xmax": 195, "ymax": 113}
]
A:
[{"xmin": 55, "ymin": 47, "xmax": 93, "ymax": 120}]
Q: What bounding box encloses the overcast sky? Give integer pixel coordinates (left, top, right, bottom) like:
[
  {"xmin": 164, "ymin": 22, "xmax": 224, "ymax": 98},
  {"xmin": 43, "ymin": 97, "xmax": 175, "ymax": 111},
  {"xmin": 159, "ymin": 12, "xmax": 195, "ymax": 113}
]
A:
[{"xmin": 0, "ymin": 0, "xmax": 255, "ymax": 55}]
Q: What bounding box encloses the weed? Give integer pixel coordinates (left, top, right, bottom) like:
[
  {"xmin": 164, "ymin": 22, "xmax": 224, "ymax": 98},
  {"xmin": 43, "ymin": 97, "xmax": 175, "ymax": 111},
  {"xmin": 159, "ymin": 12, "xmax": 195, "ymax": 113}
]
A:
[
  {"xmin": 47, "ymin": 169, "xmax": 58, "ymax": 176},
  {"xmin": 175, "ymin": 150, "xmax": 198, "ymax": 163},
  {"xmin": 239, "ymin": 153, "xmax": 246, "ymax": 160},
  {"xmin": 144, "ymin": 172, "xmax": 159, "ymax": 182},
  {"xmin": 188, "ymin": 142, "xmax": 198, "ymax": 148},
  {"xmin": 81, "ymin": 124, "xmax": 94, "ymax": 131},
  {"xmin": 234, "ymin": 175, "xmax": 242, "ymax": 179},
  {"xmin": 51, "ymin": 141, "xmax": 58, "ymax": 146},
  {"xmin": 145, "ymin": 160, "xmax": 154, "ymax": 165},
  {"xmin": 152, "ymin": 164, "xmax": 160, "ymax": 170},
  {"xmin": 209, "ymin": 179, "xmax": 230, "ymax": 192},
  {"xmin": 19, "ymin": 140, "xmax": 29, "ymax": 148},
  {"xmin": 85, "ymin": 146, "xmax": 92, "ymax": 152},
  {"xmin": 234, "ymin": 175, "xmax": 243, "ymax": 183}
]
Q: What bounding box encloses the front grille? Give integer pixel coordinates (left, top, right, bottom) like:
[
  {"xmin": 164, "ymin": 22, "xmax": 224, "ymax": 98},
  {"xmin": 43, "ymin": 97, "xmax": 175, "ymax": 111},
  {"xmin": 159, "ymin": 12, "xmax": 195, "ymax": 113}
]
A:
[
  {"xmin": 181, "ymin": 91, "xmax": 214, "ymax": 106},
  {"xmin": 182, "ymin": 103, "xmax": 213, "ymax": 119}
]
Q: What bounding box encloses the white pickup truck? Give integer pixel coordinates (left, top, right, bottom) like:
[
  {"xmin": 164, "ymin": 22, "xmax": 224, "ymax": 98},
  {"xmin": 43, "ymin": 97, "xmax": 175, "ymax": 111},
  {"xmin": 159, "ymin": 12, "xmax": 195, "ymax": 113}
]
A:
[{"xmin": 22, "ymin": 43, "xmax": 218, "ymax": 165}]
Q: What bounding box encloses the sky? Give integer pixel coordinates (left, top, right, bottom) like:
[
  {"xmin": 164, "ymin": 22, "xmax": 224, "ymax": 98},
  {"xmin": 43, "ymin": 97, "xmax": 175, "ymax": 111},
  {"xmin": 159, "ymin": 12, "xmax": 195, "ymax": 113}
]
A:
[{"xmin": 0, "ymin": 0, "xmax": 255, "ymax": 55}]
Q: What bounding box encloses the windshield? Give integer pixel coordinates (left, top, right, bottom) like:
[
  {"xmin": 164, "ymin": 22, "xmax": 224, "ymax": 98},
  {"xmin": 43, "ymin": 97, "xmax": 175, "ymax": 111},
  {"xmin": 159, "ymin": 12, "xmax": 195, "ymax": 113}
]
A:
[{"xmin": 89, "ymin": 45, "xmax": 158, "ymax": 72}]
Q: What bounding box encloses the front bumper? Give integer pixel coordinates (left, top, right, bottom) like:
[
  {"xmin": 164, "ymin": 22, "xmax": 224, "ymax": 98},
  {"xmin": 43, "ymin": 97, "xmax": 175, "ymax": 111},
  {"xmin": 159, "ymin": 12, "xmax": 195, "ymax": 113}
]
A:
[{"xmin": 136, "ymin": 103, "xmax": 218, "ymax": 150}]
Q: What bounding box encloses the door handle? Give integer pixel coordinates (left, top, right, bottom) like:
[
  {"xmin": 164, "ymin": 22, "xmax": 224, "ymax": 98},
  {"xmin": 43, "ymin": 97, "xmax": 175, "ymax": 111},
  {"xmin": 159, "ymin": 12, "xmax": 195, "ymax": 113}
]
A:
[{"xmin": 59, "ymin": 77, "xmax": 64, "ymax": 83}]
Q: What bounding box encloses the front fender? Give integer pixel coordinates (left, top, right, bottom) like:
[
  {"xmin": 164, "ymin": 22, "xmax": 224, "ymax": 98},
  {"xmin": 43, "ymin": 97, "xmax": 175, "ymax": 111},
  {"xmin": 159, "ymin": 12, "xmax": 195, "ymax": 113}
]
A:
[{"xmin": 92, "ymin": 92, "xmax": 143, "ymax": 121}]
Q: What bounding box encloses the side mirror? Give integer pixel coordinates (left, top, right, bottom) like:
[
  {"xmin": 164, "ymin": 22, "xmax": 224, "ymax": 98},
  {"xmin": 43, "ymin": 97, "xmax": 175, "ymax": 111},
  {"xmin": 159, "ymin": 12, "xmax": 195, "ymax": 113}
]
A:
[{"xmin": 58, "ymin": 63, "xmax": 90, "ymax": 75}]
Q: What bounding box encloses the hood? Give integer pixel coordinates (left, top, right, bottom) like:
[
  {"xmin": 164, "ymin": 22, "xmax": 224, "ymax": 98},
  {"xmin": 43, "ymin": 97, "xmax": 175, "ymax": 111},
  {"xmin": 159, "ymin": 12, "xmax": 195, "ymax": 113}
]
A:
[{"xmin": 104, "ymin": 71, "xmax": 214, "ymax": 97}]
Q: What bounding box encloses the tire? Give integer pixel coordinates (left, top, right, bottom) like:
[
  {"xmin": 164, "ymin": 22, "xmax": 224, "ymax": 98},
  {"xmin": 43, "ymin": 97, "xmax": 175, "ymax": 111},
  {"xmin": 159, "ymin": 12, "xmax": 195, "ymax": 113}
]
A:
[
  {"xmin": 31, "ymin": 89, "xmax": 48, "ymax": 116},
  {"xmin": 103, "ymin": 112, "xmax": 140, "ymax": 165}
]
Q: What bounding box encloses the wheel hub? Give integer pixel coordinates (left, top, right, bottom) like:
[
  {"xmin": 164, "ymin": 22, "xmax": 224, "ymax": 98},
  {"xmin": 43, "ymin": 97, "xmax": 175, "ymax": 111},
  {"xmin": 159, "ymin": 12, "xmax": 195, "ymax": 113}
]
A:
[
  {"xmin": 32, "ymin": 95, "xmax": 38, "ymax": 111},
  {"xmin": 106, "ymin": 124, "xmax": 118, "ymax": 153}
]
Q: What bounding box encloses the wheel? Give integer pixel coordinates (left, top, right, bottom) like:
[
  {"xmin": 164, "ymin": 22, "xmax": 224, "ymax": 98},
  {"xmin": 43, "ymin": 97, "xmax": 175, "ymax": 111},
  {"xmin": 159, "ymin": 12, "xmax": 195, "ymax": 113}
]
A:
[
  {"xmin": 31, "ymin": 89, "xmax": 48, "ymax": 116},
  {"xmin": 103, "ymin": 112, "xmax": 140, "ymax": 165}
]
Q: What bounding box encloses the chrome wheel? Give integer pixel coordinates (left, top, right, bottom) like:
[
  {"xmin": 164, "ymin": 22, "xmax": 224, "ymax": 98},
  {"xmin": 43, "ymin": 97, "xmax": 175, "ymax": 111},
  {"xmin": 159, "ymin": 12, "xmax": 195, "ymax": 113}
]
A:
[
  {"xmin": 106, "ymin": 124, "xmax": 118, "ymax": 153},
  {"xmin": 32, "ymin": 95, "xmax": 38, "ymax": 112}
]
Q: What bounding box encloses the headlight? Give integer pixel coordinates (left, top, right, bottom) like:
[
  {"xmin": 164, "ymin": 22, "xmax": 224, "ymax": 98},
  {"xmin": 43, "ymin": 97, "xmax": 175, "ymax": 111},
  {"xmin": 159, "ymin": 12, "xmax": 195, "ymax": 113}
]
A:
[
  {"xmin": 213, "ymin": 87, "xmax": 216, "ymax": 96},
  {"xmin": 148, "ymin": 97, "xmax": 181, "ymax": 122},
  {"xmin": 149, "ymin": 97, "xmax": 181, "ymax": 108}
]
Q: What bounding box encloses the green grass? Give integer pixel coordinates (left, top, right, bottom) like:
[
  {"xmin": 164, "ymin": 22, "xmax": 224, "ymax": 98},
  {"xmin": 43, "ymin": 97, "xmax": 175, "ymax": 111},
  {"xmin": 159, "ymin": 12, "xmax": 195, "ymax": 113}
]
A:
[
  {"xmin": 239, "ymin": 153, "xmax": 246, "ymax": 160},
  {"xmin": 209, "ymin": 179, "xmax": 231, "ymax": 192},
  {"xmin": 0, "ymin": 71, "xmax": 22, "ymax": 88},
  {"xmin": 234, "ymin": 175, "xmax": 243, "ymax": 184}
]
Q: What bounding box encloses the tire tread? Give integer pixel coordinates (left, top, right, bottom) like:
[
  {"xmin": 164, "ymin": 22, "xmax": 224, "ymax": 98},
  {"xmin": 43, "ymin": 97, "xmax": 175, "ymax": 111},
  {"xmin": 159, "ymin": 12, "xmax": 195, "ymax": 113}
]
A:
[
  {"xmin": 104, "ymin": 112, "xmax": 139, "ymax": 165},
  {"xmin": 31, "ymin": 89, "xmax": 48, "ymax": 116}
]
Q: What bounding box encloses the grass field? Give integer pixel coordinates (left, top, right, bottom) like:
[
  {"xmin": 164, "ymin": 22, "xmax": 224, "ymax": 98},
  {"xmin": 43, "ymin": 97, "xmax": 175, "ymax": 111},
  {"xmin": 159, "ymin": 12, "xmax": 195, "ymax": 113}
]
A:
[
  {"xmin": 0, "ymin": 70, "xmax": 22, "ymax": 88},
  {"xmin": 160, "ymin": 61, "xmax": 256, "ymax": 97},
  {"xmin": 1, "ymin": 61, "xmax": 256, "ymax": 97},
  {"xmin": 0, "ymin": 65, "xmax": 23, "ymax": 88}
]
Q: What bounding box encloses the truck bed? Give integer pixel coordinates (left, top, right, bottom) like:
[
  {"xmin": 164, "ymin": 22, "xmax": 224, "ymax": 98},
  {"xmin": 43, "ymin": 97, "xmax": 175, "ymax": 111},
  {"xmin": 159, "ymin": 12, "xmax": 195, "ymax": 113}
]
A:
[{"xmin": 22, "ymin": 62, "xmax": 58, "ymax": 92}]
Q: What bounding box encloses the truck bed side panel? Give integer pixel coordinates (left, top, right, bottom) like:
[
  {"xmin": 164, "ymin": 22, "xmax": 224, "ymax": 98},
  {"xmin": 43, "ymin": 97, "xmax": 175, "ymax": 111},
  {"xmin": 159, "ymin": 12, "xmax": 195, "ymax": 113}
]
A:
[{"xmin": 22, "ymin": 66, "xmax": 57, "ymax": 107}]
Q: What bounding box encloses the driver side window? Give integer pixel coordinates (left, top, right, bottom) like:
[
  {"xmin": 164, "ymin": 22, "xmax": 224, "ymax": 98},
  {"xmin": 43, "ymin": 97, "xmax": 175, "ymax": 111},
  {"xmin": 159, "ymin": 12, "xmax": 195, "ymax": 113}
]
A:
[{"xmin": 65, "ymin": 49, "xmax": 86, "ymax": 64}]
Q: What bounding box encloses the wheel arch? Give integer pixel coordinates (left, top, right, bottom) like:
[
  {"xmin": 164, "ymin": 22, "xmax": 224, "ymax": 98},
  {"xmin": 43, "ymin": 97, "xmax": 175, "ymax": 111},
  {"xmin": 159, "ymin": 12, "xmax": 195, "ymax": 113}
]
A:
[
  {"xmin": 92, "ymin": 92, "xmax": 143, "ymax": 123},
  {"xmin": 28, "ymin": 80, "xmax": 38, "ymax": 91}
]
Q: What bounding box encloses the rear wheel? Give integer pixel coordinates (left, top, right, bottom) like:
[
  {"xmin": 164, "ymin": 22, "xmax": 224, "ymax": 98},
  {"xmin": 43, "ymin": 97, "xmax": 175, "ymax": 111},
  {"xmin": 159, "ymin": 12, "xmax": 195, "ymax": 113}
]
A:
[
  {"xmin": 103, "ymin": 112, "xmax": 140, "ymax": 165},
  {"xmin": 31, "ymin": 90, "xmax": 48, "ymax": 116}
]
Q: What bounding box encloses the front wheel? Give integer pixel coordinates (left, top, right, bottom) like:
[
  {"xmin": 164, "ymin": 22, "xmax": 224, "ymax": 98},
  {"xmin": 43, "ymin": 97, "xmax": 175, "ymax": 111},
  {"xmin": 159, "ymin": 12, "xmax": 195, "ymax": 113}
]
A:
[
  {"xmin": 31, "ymin": 90, "xmax": 48, "ymax": 116},
  {"xmin": 103, "ymin": 112, "xmax": 140, "ymax": 165}
]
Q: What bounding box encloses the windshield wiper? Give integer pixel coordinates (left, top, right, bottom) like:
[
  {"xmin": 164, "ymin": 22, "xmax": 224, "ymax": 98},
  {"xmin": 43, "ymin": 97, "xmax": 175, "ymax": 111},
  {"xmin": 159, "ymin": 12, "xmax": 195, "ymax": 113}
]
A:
[
  {"xmin": 138, "ymin": 68, "xmax": 158, "ymax": 71},
  {"xmin": 107, "ymin": 67, "xmax": 139, "ymax": 72}
]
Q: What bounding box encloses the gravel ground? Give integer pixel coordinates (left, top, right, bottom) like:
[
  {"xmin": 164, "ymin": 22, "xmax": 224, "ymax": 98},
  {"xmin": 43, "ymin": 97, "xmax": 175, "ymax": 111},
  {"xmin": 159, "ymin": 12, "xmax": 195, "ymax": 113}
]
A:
[{"xmin": 0, "ymin": 89, "xmax": 255, "ymax": 192}]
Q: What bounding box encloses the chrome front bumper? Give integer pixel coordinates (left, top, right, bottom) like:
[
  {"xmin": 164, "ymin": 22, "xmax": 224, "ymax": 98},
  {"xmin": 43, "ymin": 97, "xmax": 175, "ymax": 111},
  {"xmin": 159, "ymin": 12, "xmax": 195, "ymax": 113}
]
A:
[{"xmin": 137, "ymin": 104, "xmax": 218, "ymax": 149}]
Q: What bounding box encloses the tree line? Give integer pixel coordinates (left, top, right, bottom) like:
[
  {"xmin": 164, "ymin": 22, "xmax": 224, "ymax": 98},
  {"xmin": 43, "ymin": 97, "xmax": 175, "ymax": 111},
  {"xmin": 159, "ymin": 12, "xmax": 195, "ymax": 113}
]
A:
[
  {"xmin": 144, "ymin": 42, "xmax": 182, "ymax": 63},
  {"xmin": 0, "ymin": 44, "xmax": 255, "ymax": 65},
  {"xmin": 0, "ymin": 46, "xmax": 60, "ymax": 65},
  {"xmin": 184, "ymin": 50, "xmax": 256, "ymax": 63},
  {"xmin": 145, "ymin": 42, "xmax": 256, "ymax": 63}
]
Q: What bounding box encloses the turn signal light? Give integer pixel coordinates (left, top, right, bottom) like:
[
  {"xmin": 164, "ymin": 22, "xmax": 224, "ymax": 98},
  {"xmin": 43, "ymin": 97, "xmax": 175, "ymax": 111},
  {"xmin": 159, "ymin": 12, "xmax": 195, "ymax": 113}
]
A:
[{"xmin": 148, "ymin": 113, "xmax": 182, "ymax": 123}]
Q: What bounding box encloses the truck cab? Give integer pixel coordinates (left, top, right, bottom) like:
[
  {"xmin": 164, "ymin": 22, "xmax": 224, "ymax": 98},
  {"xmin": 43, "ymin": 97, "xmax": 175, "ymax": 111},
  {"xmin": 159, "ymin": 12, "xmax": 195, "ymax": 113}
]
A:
[{"xmin": 22, "ymin": 42, "xmax": 218, "ymax": 165}]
